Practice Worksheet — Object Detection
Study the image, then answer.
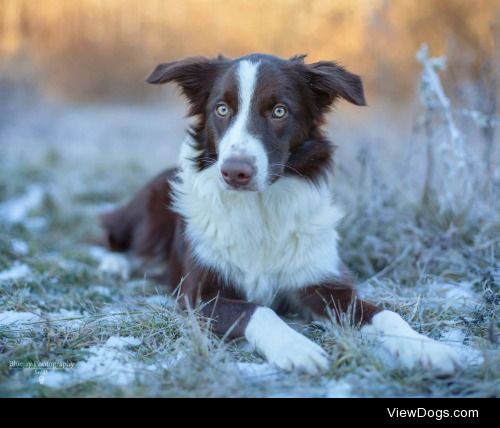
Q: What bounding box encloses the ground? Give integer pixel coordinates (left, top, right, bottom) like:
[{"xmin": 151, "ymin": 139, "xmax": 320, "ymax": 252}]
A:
[{"xmin": 0, "ymin": 92, "xmax": 498, "ymax": 397}]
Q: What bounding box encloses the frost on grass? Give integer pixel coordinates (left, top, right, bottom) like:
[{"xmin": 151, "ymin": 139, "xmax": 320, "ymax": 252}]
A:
[
  {"xmin": 42, "ymin": 336, "xmax": 142, "ymax": 388},
  {"xmin": 440, "ymin": 329, "xmax": 484, "ymax": 366},
  {"xmin": 0, "ymin": 47, "xmax": 498, "ymax": 397},
  {"xmin": 9, "ymin": 239, "xmax": 29, "ymax": 256},
  {"xmin": 0, "ymin": 263, "xmax": 32, "ymax": 281},
  {"xmin": 0, "ymin": 185, "xmax": 45, "ymax": 224},
  {"xmin": 427, "ymin": 281, "xmax": 479, "ymax": 310},
  {"xmin": 0, "ymin": 311, "xmax": 41, "ymax": 327},
  {"xmin": 325, "ymin": 379, "xmax": 353, "ymax": 398},
  {"xmin": 47, "ymin": 310, "xmax": 88, "ymax": 329}
]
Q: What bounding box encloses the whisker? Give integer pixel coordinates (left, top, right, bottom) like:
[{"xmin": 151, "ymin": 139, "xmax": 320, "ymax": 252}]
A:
[
  {"xmin": 269, "ymin": 163, "xmax": 304, "ymax": 177},
  {"xmin": 194, "ymin": 156, "xmax": 217, "ymax": 163}
]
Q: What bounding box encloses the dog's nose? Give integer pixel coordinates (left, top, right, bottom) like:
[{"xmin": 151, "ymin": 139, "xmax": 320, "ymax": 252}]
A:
[{"xmin": 220, "ymin": 159, "xmax": 255, "ymax": 187}]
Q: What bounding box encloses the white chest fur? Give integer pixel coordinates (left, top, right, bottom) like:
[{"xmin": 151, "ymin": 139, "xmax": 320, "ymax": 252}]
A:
[{"xmin": 171, "ymin": 140, "xmax": 343, "ymax": 306}]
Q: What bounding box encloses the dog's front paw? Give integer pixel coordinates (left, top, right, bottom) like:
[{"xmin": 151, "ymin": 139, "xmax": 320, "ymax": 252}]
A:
[
  {"xmin": 98, "ymin": 253, "xmax": 130, "ymax": 280},
  {"xmin": 264, "ymin": 329, "xmax": 329, "ymax": 375},
  {"xmin": 380, "ymin": 334, "xmax": 462, "ymax": 374},
  {"xmin": 245, "ymin": 307, "xmax": 329, "ymax": 375},
  {"xmin": 362, "ymin": 310, "xmax": 461, "ymax": 374}
]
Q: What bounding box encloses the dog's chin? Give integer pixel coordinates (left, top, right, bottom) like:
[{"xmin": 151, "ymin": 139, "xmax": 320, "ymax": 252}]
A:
[
  {"xmin": 221, "ymin": 183, "xmax": 264, "ymax": 192},
  {"xmin": 217, "ymin": 177, "xmax": 271, "ymax": 193}
]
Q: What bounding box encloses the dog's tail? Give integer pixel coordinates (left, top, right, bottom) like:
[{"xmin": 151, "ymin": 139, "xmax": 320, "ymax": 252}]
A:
[{"xmin": 100, "ymin": 169, "xmax": 178, "ymax": 263}]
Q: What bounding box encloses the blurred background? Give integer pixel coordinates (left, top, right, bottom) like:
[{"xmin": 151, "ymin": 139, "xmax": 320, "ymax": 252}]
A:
[
  {"xmin": 0, "ymin": 0, "xmax": 498, "ymax": 169},
  {"xmin": 0, "ymin": 0, "xmax": 497, "ymax": 103}
]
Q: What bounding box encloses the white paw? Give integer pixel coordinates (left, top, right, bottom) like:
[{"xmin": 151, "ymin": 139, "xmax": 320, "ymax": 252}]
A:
[
  {"xmin": 263, "ymin": 329, "xmax": 329, "ymax": 375},
  {"xmin": 380, "ymin": 334, "xmax": 462, "ymax": 374},
  {"xmin": 245, "ymin": 307, "xmax": 329, "ymax": 375},
  {"xmin": 98, "ymin": 253, "xmax": 130, "ymax": 280},
  {"xmin": 362, "ymin": 310, "xmax": 461, "ymax": 374}
]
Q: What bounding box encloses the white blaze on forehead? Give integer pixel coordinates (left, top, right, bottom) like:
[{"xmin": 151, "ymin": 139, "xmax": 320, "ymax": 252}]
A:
[
  {"xmin": 236, "ymin": 60, "xmax": 259, "ymax": 131},
  {"xmin": 218, "ymin": 60, "xmax": 268, "ymax": 190}
]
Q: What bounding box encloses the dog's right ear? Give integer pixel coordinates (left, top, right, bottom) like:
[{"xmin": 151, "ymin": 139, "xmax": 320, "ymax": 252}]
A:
[{"xmin": 146, "ymin": 56, "xmax": 228, "ymax": 115}]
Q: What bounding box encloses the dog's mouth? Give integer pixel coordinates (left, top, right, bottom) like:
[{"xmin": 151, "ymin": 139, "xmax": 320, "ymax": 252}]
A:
[{"xmin": 218, "ymin": 175, "xmax": 264, "ymax": 192}]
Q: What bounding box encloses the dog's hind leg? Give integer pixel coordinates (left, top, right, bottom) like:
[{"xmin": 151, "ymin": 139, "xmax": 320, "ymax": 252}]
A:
[{"xmin": 99, "ymin": 168, "xmax": 179, "ymax": 282}]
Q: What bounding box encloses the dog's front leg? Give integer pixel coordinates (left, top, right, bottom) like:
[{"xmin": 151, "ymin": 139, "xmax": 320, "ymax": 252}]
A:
[
  {"xmin": 300, "ymin": 281, "xmax": 461, "ymax": 374},
  {"xmin": 198, "ymin": 296, "xmax": 329, "ymax": 374}
]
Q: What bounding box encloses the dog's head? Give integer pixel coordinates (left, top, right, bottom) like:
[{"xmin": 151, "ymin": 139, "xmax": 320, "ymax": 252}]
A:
[{"xmin": 147, "ymin": 53, "xmax": 365, "ymax": 191}]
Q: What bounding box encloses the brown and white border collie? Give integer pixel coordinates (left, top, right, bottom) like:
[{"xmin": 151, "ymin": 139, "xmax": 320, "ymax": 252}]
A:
[{"xmin": 100, "ymin": 53, "xmax": 460, "ymax": 375}]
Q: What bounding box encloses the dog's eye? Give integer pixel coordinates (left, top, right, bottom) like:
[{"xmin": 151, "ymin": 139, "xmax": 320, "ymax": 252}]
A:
[
  {"xmin": 272, "ymin": 105, "xmax": 288, "ymax": 119},
  {"xmin": 215, "ymin": 102, "xmax": 230, "ymax": 117}
]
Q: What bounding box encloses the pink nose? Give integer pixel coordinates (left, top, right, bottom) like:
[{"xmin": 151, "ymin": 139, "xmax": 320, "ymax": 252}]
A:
[{"xmin": 220, "ymin": 159, "xmax": 255, "ymax": 187}]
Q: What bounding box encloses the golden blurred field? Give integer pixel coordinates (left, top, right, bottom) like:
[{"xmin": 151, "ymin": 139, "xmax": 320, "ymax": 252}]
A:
[{"xmin": 0, "ymin": 0, "xmax": 497, "ymax": 102}]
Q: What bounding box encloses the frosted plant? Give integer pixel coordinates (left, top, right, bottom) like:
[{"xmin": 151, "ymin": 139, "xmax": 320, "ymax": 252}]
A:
[{"xmin": 416, "ymin": 44, "xmax": 476, "ymax": 220}]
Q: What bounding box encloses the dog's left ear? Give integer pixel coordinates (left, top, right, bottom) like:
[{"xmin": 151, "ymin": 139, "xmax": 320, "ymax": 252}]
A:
[{"xmin": 304, "ymin": 61, "xmax": 366, "ymax": 108}]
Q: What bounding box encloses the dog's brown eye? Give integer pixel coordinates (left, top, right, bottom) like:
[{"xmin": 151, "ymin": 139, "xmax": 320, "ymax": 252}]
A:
[
  {"xmin": 272, "ymin": 105, "xmax": 287, "ymax": 119},
  {"xmin": 215, "ymin": 102, "xmax": 230, "ymax": 117}
]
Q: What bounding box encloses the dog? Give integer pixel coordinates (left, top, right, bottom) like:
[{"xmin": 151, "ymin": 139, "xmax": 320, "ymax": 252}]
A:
[{"xmin": 100, "ymin": 53, "xmax": 461, "ymax": 375}]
